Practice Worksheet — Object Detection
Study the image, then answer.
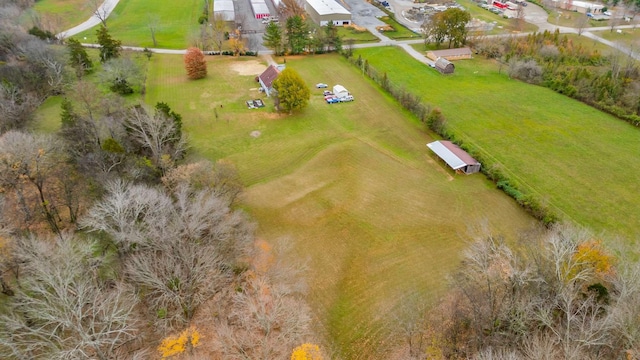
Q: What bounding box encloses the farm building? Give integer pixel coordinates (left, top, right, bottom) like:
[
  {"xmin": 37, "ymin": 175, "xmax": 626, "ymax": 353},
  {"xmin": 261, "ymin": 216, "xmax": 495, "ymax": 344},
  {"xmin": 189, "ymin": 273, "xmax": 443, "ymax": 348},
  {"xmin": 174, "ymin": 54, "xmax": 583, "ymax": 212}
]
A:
[
  {"xmin": 305, "ymin": 0, "xmax": 352, "ymax": 26},
  {"xmin": 258, "ymin": 65, "xmax": 280, "ymax": 96},
  {"xmin": 427, "ymin": 141, "xmax": 481, "ymax": 174},
  {"xmin": 332, "ymin": 84, "xmax": 349, "ymax": 98},
  {"xmin": 213, "ymin": 0, "xmax": 235, "ymax": 21},
  {"xmin": 251, "ymin": 0, "xmax": 271, "ymax": 19},
  {"xmin": 434, "ymin": 57, "xmax": 455, "ymax": 74},
  {"xmin": 426, "ymin": 47, "xmax": 472, "ymax": 61}
]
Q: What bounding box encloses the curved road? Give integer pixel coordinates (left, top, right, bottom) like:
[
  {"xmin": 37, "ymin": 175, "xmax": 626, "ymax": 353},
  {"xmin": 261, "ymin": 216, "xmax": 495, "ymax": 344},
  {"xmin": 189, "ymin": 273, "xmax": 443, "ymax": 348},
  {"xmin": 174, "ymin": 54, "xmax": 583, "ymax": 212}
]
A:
[
  {"xmin": 56, "ymin": 0, "xmax": 121, "ymax": 39},
  {"xmin": 56, "ymin": 0, "xmax": 640, "ymax": 61}
]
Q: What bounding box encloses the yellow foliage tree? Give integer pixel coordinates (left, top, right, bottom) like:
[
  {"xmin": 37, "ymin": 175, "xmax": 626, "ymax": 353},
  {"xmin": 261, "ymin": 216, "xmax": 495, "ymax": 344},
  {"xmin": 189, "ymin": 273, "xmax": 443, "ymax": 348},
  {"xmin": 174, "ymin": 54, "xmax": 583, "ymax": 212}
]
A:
[
  {"xmin": 158, "ymin": 326, "xmax": 201, "ymax": 358},
  {"xmin": 573, "ymin": 240, "xmax": 615, "ymax": 277},
  {"xmin": 291, "ymin": 343, "xmax": 323, "ymax": 360}
]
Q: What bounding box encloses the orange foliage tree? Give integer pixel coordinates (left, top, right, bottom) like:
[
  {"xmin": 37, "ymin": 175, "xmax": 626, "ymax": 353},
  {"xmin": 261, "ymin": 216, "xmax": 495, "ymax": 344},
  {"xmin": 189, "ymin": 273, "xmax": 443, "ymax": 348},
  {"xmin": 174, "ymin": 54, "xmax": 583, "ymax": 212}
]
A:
[
  {"xmin": 157, "ymin": 326, "xmax": 201, "ymax": 358},
  {"xmin": 291, "ymin": 343, "xmax": 323, "ymax": 360},
  {"xmin": 183, "ymin": 47, "xmax": 207, "ymax": 80}
]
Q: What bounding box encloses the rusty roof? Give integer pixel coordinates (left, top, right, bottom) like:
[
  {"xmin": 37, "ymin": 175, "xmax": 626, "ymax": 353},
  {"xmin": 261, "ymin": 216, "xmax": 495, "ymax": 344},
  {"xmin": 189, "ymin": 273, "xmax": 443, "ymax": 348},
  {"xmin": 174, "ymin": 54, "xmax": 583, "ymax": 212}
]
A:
[
  {"xmin": 427, "ymin": 47, "xmax": 472, "ymax": 58},
  {"xmin": 259, "ymin": 65, "xmax": 280, "ymax": 88}
]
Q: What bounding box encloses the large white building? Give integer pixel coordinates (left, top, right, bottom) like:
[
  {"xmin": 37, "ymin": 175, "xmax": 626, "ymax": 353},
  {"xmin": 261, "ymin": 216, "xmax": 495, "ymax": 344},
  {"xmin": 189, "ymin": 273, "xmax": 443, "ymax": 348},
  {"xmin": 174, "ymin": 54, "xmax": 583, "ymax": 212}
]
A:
[
  {"xmin": 305, "ymin": 0, "xmax": 351, "ymax": 26},
  {"xmin": 213, "ymin": 0, "xmax": 235, "ymax": 21}
]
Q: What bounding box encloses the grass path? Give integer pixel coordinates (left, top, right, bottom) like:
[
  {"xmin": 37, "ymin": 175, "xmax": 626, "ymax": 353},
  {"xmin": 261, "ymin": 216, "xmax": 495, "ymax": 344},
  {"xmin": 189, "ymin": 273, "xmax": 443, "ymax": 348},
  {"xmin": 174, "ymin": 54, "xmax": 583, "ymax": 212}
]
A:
[{"xmin": 145, "ymin": 53, "xmax": 535, "ymax": 358}]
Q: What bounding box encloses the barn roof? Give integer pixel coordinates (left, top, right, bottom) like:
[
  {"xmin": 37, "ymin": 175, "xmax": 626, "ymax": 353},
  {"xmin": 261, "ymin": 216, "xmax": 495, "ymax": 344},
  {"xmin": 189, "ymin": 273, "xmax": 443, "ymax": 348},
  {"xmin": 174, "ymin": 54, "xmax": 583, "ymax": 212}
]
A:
[
  {"xmin": 427, "ymin": 140, "xmax": 479, "ymax": 170},
  {"xmin": 306, "ymin": 0, "xmax": 351, "ymax": 16},
  {"xmin": 259, "ymin": 65, "xmax": 280, "ymax": 88},
  {"xmin": 434, "ymin": 57, "xmax": 453, "ymax": 70},
  {"xmin": 427, "ymin": 47, "xmax": 472, "ymax": 58}
]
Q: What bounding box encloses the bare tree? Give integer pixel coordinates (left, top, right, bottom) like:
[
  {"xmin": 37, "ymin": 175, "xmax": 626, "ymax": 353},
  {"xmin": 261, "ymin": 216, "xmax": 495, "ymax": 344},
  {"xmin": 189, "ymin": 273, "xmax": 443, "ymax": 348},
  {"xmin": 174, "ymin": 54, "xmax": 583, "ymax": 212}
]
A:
[
  {"xmin": 162, "ymin": 160, "xmax": 243, "ymax": 204},
  {"xmin": 0, "ymin": 233, "xmax": 140, "ymax": 359},
  {"xmin": 576, "ymin": 13, "xmax": 589, "ymax": 35},
  {"xmin": 0, "ymin": 82, "xmax": 40, "ymax": 133},
  {"xmin": 146, "ymin": 13, "xmax": 161, "ymax": 47},
  {"xmin": 0, "ymin": 130, "xmax": 65, "ymax": 233},
  {"xmin": 210, "ymin": 13, "xmax": 227, "ymax": 53},
  {"xmin": 124, "ymin": 106, "xmax": 187, "ymax": 172},
  {"xmin": 213, "ymin": 238, "xmax": 313, "ymax": 359},
  {"xmin": 82, "ymin": 182, "xmax": 254, "ymax": 331},
  {"xmin": 88, "ymin": 0, "xmax": 110, "ymax": 27}
]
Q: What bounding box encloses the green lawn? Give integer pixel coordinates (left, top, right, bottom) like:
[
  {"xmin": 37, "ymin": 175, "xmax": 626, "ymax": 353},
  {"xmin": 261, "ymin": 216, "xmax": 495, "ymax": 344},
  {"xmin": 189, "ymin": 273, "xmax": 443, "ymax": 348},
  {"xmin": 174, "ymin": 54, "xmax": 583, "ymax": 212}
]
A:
[
  {"xmin": 72, "ymin": 0, "xmax": 201, "ymax": 49},
  {"xmin": 338, "ymin": 26, "xmax": 381, "ymax": 43},
  {"xmin": 354, "ymin": 46, "xmax": 640, "ymax": 240},
  {"xmin": 592, "ymin": 27, "xmax": 640, "ymax": 48},
  {"xmin": 144, "ymin": 53, "xmax": 535, "ymax": 359},
  {"xmin": 378, "ymin": 15, "xmax": 422, "ymax": 40},
  {"xmin": 30, "ymin": 0, "xmax": 94, "ymax": 32}
]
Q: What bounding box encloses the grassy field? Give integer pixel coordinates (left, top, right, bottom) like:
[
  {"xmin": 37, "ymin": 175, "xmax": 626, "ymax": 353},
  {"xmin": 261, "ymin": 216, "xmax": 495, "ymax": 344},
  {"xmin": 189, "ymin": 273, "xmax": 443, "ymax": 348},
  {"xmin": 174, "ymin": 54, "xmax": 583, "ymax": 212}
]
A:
[
  {"xmin": 71, "ymin": 0, "xmax": 201, "ymax": 49},
  {"xmin": 353, "ymin": 46, "xmax": 640, "ymax": 240},
  {"xmin": 144, "ymin": 53, "xmax": 535, "ymax": 358},
  {"xmin": 30, "ymin": 0, "xmax": 94, "ymax": 32},
  {"xmin": 593, "ymin": 27, "xmax": 640, "ymax": 48},
  {"xmin": 338, "ymin": 26, "xmax": 381, "ymax": 43}
]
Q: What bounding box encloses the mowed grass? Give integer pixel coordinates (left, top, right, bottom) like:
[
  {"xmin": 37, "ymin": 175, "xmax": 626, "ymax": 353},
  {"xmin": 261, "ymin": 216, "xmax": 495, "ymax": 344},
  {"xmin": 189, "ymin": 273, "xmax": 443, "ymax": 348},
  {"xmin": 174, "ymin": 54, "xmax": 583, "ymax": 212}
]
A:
[
  {"xmin": 73, "ymin": 0, "xmax": 201, "ymax": 49},
  {"xmin": 31, "ymin": 0, "xmax": 94, "ymax": 31},
  {"xmin": 145, "ymin": 53, "xmax": 535, "ymax": 358},
  {"xmin": 353, "ymin": 46, "xmax": 640, "ymax": 240}
]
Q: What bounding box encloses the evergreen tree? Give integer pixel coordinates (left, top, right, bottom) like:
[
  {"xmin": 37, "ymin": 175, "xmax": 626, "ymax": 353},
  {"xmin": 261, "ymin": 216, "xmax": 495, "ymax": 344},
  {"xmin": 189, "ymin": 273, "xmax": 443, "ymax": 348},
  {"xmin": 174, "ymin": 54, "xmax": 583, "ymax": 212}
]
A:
[
  {"xmin": 96, "ymin": 26, "xmax": 121, "ymax": 62},
  {"xmin": 155, "ymin": 102, "xmax": 183, "ymax": 140},
  {"xmin": 272, "ymin": 68, "xmax": 310, "ymax": 114},
  {"xmin": 285, "ymin": 15, "xmax": 308, "ymax": 54},
  {"xmin": 67, "ymin": 38, "xmax": 93, "ymax": 76},
  {"xmin": 324, "ymin": 22, "xmax": 342, "ymax": 52},
  {"xmin": 263, "ymin": 22, "xmax": 284, "ymax": 55}
]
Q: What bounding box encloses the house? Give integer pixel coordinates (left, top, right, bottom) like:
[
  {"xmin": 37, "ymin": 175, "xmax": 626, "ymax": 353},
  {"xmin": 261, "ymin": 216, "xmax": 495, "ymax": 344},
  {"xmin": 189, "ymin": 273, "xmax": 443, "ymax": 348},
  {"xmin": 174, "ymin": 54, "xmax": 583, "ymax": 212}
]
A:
[
  {"xmin": 332, "ymin": 84, "xmax": 349, "ymax": 98},
  {"xmin": 258, "ymin": 65, "xmax": 280, "ymax": 96},
  {"xmin": 427, "ymin": 140, "xmax": 481, "ymax": 174},
  {"xmin": 426, "ymin": 47, "xmax": 472, "ymax": 61},
  {"xmin": 434, "ymin": 57, "xmax": 455, "ymax": 74},
  {"xmin": 305, "ymin": 0, "xmax": 352, "ymax": 26}
]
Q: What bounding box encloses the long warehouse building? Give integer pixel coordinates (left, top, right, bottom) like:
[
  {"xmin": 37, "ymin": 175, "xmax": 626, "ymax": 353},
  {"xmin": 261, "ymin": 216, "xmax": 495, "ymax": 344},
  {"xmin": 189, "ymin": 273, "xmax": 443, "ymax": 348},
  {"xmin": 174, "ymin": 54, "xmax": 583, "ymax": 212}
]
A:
[{"xmin": 305, "ymin": 0, "xmax": 351, "ymax": 26}]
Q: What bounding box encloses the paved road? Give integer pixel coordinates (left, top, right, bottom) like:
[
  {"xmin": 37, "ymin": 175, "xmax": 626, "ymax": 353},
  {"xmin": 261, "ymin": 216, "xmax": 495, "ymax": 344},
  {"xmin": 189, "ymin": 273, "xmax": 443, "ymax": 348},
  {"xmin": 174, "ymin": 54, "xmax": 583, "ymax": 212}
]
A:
[{"xmin": 57, "ymin": 0, "xmax": 121, "ymax": 39}]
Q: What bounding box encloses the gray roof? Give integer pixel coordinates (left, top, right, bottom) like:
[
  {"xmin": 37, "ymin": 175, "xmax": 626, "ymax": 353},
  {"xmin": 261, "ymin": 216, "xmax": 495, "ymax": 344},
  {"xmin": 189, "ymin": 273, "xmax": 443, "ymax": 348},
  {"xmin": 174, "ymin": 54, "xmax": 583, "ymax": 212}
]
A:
[
  {"xmin": 427, "ymin": 141, "xmax": 479, "ymax": 170},
  {"xmin": 306, "ymin": 0, "xmax": 351, "ymax": 15}
]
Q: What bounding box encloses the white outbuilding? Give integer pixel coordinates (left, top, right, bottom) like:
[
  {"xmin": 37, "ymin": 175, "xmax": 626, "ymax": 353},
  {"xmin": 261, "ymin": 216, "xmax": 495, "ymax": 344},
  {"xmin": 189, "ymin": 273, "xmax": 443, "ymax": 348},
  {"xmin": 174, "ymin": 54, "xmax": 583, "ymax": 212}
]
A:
[
  {"xmin": 332, "ymin": 84, "xmax": 349, "ymax": 98},
  {"xmin": 305, "ymin": 0, "xmax": 352, "ymax": 26}
]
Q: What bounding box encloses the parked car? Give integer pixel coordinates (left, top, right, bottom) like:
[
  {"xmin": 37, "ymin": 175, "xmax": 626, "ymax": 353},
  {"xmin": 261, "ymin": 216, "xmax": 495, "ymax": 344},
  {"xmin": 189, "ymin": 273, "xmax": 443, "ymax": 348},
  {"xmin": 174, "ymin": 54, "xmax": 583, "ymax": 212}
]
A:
[
  {"xmin": 326, "ymin": 97, "xmax": 340, "ymax": 104},
  {"xmin": 323, "ymin": 90, "xmax": 333, "ymax": 96},
  {"xmin": 324, "ymin": 94, "xmax": 337, "ymax": 100},
  {"xmin": 316, "ymin": 83, "xmax": 328, "ymax": 88},
  {"xmin": 340, "ymin": 95, "xmax": 354, "ymax": 102},
  {"xmin": 604, "ymin": 10, "xmax": 612, "ymax": 16}
]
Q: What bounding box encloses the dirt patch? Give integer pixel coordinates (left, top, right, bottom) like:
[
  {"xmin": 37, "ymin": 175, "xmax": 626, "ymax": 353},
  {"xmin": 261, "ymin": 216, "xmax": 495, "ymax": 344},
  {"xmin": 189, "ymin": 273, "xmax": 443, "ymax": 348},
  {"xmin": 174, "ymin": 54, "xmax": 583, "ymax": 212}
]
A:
[
  {"xmin": 230, "ymin": 60, "xmax": 266, "ymax": 76},
  {"xmin": 250, "ymin": 130, "xmax": 262, "ymax": 138}
]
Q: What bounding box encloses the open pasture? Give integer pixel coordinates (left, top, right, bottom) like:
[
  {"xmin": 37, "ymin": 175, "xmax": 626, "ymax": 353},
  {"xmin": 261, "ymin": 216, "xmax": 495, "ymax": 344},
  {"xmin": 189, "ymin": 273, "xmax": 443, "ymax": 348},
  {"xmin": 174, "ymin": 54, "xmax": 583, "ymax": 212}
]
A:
[
  {"xmin": 145, "ymin": 53, "xmax": 535, "ymax": 358},
  {"xmin": 71, "ymin": 0, "xmax": 201, "ymax": 49},
  {"xmin": 354, "ymin": 46, "xmax": 640, "ymax": 240}
]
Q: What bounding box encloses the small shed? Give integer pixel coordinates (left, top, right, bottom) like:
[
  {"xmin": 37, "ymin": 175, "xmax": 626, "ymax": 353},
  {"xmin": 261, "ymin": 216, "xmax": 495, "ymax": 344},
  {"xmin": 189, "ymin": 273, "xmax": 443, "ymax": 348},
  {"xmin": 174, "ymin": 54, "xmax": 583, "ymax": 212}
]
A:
[
  {"xmin": 333, "ymin": 84, "xmax": 349, "ymax": 98},
  {"xmin": 426, "ymin": 47, "xmax": 472, "ymax": 61},
  {"xmin": 434, "ymin": 57, "xmax": 454, "ymax": 74},
  {"xmin": 258, "ymin": 65, "xmax": 280, "ymax": 96},
  {"xmin": 427, "ymin": 140, "xmax": 481, "ymax": 174},
  {"xmin": 251, "ymin": 0, "xmax": 271, "ymax": 19}
]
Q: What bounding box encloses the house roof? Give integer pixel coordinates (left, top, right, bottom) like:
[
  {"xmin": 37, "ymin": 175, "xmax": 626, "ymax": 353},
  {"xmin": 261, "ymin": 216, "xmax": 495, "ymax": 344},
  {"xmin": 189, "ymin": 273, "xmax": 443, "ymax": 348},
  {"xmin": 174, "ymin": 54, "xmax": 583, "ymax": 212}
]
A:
[
  {"xmin": 427, "ymin": 140, "xmax": 479, "ymax": 170},
  {"xmin": 306, "ymin": 0, "xmax": 351, "ymax": 16},
  {"xmin": 427, "ymin": 47, "xmax": 472, "ymax": 58},
  {"xmin": 259, "ymin": 65, "xmax": 280, "ymax": 88},
  {"xmin": 333, "ymin": 84, "xmax": 348, "ymax": 93}
]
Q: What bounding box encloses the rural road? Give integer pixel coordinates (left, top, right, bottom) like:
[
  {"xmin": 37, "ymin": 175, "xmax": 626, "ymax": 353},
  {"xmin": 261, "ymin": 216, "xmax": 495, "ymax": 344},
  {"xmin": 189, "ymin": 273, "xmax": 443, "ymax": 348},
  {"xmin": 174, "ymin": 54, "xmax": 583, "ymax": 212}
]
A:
[
  {"xmin": 56, "ymin": 0, "xmax": 121, "ymax": 39},
  {"xmin": 57, "ymin": 0, "xmax": 640, "ymax": 61}
]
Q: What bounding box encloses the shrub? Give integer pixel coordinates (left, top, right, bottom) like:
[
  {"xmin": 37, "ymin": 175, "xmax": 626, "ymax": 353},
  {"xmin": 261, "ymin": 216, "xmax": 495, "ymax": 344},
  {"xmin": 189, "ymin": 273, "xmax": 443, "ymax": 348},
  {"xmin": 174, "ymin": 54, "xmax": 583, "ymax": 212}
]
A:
[{"xmin": 184, "ymin": 47, "xmax": 207, "ymax": 80}]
